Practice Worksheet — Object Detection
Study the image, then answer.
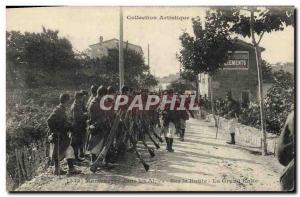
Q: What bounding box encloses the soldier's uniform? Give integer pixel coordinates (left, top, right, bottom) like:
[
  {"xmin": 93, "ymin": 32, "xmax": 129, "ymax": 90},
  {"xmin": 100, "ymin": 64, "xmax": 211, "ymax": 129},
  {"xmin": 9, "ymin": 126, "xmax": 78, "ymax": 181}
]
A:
[
  {"xmin": 224, "ymin": 91, "xmax": 240, "ymax": 145},
  {"xmin": 102, "ymin": 87, "xmax": 117, "ymax": 163},
  {"xmin": 162, "ymin": 90, "xmax": 178, "ymax": 152},
  {"xmin": 47, "ymin": 94, "xmax": 80, "ymax": 175},
  {"xmin": 86, "ymin": 87, "xmax": 108, "ymax": 162},
  {"xmin": 177, "ymin": 95, "xmax": 189, "ymax": 141},
  {"xmin": 86, "ymin": 85, "xmax": 98, "ymax": 110},
  {"xmin": 48, "ymin": 104, "xmax": 73, "ymax": 162},
  {"xmin": 70, "ymin": 92, "xmax": 88, "ymax": 161},
  {"xmin": 276, "ymin": 111, "xmax": 294, "ymax": 191}
]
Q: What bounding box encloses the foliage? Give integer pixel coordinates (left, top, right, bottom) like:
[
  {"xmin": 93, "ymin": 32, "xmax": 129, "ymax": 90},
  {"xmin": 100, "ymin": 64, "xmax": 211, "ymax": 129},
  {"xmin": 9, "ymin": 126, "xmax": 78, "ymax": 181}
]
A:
[
  {"xmin": 261, "ymin": 60, "xmax": 274, "ymax": 83},
  {"xmin": 238, "ymin": 102, "xmax": 261, "ymax": 129},
  {"xmin": 180, "ymin": 69, "xmax": 197, "ymax": 82},
  {"xmin": 210, "ymin": 7, "xmax": 294, "ymax": 39},
  {"xmin": 264, "ymin": 70, "xmax": 294, "ymax": 133},
  {"xmin": 7, "ymin": 28, "xmax": 158, "ymax": 90},
  {"xmin": 167, "ymin": 78, "xmax": 195, "ymax": 92},
  {"xmin": 215, "ymin": 69, "xmax": 294, "ymax": 135},
  {"xmin": 177, "ymin": 14, "xmax": 235, "ymax": 76},
  {"xmin": 100, "ymin": 48, "xmax": 158, "ymax": 89},
  {"xmin": 6, "ymin": 28, "xmax": 79, "ymax": 88}
]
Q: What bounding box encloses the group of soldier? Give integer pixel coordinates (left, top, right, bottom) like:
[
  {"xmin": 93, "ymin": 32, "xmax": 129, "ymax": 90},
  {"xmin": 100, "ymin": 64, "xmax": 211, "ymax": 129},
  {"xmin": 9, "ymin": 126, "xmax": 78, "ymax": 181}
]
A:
[{"xmin": 47, "ymin": 85, "xmax": 191, "ymax": 175}]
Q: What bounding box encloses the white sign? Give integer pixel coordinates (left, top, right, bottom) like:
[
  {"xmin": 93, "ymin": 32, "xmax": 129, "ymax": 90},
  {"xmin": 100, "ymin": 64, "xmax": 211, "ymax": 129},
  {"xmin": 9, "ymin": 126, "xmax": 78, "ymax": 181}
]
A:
[{"xmin": 224, "ymin": 51, "xmax": 249, "ymax": 69}]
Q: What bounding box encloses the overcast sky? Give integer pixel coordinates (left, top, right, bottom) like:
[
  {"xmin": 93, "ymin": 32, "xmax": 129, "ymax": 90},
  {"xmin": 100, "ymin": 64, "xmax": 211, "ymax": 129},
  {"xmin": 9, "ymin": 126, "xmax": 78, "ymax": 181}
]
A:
[{"xmin": 7, "ymin": 7, "xmax": 294, "ymax": 77}]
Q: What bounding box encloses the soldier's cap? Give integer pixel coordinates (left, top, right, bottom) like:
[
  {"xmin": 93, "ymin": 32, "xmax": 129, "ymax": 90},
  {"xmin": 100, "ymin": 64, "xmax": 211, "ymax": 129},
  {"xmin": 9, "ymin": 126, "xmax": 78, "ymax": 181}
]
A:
[
  {"xmin": 167, "ymin": 89, "xmax": 174, "ymax": 94},
  {"xmin": 226, "ymin": 90, "xmax": 232, "ymax": 97},
  {"xmin": 121, "ymin": 85, "xmax": 129, "ymax": 93},
  {"xmin": 59, "ymin": 93, "xmax": 70, "ymax": 104},
  {"xmin": 97, "ymin": 85, "xmax": 107, "ymax": 96},
  {"xmin": 91, "ymin": 85, "xmax": 98, "ymax": 94},
  {"xmin": 80, "ymin": 90, "xmax": 89, "ymax": 96},
  {"xmin": 74, "ymin": 91, "xmax": 84, "ymax": 99},
  {"xmin": 107, "ymin": 86, "xmax": 115, "ymax": 94}
]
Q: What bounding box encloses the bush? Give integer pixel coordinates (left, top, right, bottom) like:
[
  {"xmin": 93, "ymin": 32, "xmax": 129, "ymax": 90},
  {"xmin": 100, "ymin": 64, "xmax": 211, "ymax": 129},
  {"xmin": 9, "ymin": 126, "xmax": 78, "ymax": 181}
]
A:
[{"xmin": 264, "ymin": 70, "xmax": 294, "ymax": 134}]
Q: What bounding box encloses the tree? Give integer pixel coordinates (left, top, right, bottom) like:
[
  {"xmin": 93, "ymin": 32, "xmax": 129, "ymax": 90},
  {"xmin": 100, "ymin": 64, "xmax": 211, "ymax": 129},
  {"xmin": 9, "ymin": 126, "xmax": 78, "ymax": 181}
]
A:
[
  {"xmin": 177, "ymin": 13, "xmax": 235, "ymax": 123},
  {"xmin": 264, "ymin": 70, "xmax": 294, "ymax": 134},
  {"xmin": 211, "ymin": 6, "xmax": 294, "ymax": 155},
  {"xmin": 7, "ymin": 28, "xmax": 79, "ymax": 88},
  {"xmin": 100, "ymin": 48, "xmax": 158, "ymax": 90},
  {"xmin": 261, "ymin": 60, "xmax": 273, "ymax": 83},
  {"xmin": 7, "ymin": 28, "xmax": 157, "ymax": 90},
  {"xmin": 167, "ymin": 78, "xmax": 195, "ymax": 92}
]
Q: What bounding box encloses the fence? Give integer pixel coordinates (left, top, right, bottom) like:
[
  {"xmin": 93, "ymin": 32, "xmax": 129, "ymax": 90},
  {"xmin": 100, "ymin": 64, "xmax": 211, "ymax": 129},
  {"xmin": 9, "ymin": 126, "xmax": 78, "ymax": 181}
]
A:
[{"xmin": 202, "ymin": 112, "xmax": 279, "ymax": 155}]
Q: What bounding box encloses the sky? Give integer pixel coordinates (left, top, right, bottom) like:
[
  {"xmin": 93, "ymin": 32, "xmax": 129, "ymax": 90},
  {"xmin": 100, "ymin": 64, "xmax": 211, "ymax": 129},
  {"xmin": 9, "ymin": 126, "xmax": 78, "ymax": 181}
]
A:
[{"xmin": 6, "ymin": 6, "xmax": 294, "ymax": 77}]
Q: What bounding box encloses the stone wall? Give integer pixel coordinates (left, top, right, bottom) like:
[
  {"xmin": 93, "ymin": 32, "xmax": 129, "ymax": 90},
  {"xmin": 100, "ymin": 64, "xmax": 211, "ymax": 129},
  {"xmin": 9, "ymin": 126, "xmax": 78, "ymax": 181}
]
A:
[{"xmin": 206, "ymin": 114, "xmax": 278, "ymax": 155}]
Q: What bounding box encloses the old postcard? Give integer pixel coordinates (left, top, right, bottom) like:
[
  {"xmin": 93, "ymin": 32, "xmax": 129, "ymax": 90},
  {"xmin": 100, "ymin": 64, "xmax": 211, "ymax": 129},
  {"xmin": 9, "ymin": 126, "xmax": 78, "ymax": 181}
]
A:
[{"xmin": 6, "ymin": 6, "xmax": 295, "ymax": 192}]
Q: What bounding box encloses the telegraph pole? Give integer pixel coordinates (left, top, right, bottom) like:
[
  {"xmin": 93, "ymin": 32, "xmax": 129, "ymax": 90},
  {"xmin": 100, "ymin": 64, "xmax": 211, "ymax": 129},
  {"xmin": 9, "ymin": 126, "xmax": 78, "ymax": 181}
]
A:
[
  {"xmin": 119, "ymin": 7, "xmax": 124, "ymax": 92},
  {"xmin": 148, "ymin": 44, "xmax": 150, "ymax": 67}
]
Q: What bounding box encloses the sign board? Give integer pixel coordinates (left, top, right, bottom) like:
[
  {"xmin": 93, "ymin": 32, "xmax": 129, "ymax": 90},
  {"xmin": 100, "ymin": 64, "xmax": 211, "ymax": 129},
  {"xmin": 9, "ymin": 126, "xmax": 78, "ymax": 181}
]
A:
[{"xmin": 224, "ymin": 51, "xmax": 249, "ymax": 69}]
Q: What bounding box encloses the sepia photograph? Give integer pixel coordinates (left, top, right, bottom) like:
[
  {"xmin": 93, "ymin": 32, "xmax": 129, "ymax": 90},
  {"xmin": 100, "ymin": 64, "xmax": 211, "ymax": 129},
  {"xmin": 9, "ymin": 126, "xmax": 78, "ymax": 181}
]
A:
[{"xmin": 6, "ymin": 6, "xmax": 295, "ymax": 192}]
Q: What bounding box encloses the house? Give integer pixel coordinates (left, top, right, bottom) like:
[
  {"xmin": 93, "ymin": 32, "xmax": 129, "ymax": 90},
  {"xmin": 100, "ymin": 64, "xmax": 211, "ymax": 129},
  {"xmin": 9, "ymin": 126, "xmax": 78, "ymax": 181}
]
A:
[
  {"xmin": 88, "ymin": 36, "xmax": 143, "ymax": 59},
  {"xmin": 198, "ymin": 40, "xmax": 265, "ymax": 104}
]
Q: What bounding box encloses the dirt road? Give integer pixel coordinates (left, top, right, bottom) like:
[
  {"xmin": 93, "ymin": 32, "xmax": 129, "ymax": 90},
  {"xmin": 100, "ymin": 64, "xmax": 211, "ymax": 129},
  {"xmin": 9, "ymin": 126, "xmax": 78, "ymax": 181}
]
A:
[{"xmin": 16, "ymin": 118, "xmax": 283, "ymax": 192}]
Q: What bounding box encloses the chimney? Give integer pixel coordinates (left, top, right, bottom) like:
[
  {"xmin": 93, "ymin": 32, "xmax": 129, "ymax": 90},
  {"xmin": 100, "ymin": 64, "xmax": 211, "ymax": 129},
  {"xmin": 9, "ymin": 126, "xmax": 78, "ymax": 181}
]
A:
[{"xmin": 99, "ymin": 36, "xmax": 103, "ymax": 43}]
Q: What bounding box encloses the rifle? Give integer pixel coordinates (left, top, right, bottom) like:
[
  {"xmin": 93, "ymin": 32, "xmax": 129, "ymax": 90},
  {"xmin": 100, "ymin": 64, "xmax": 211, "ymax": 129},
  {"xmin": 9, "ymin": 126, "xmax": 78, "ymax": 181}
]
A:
[
  {"xmin": 140, "ymin": 117, "xmax": 161, "ymax": 149},
  {"xmin": 145, "ymin": 116, "xmax": 164, "ymax": 143},
  {"xmin": 128, "ymin": 134, "xmax": 150, "ymax": 172},
  {"xmin": 150, "ymin": 120, "xmax": 164, "ymax": 143},
  {"xmin": 123, "ymin": 111, "xmax": 151, "ymax": 171},
  {"xmin": 90, "ymin": 110, "xmax": 122, "ymax": 173}
]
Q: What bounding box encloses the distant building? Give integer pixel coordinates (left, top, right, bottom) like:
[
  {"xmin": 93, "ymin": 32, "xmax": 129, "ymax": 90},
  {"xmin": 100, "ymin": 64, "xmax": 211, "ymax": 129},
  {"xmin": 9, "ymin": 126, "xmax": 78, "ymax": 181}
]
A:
[
  {"xmin": 88, "ymin": 36, "xmax": 143, "ymax": 59},
  {"xmin": 198, "ymin": 40, "xmax": 264, "ymax": 104}
]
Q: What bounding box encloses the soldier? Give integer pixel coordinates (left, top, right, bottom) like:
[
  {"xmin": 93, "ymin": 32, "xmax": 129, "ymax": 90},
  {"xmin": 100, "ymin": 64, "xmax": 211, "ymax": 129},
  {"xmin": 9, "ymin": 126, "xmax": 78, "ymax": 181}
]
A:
[
  {"xmin": 86, "ymin": 85, "xmax": 98, "ymax": 109},
  {"xmin": 47, "ymin": 93, "xmax": 81, "ymax": 175},
  {"xmin": 162, "ymin": 89, "xmax": 178, "ymax": 152},
  {"xmin": 80, "ymin": 90, "xmax": 89, "ymax": 158},
  {"xmin": 103, "ymin": 86, "xmax": 117, "ymax": 164},
  {"xmin": 86, "ymin": 86, "xmax": 108, "ymax": 163},
  {"xmin": 177, "ymin": 90, "xmax": 189, "ymax": 141},
  {"xmin": 276, "ymin": 110, "xmax": 294, "ymax": 191},
  {"xmin": 70, "ymin": 91, "xmax": 88, "ymax": 162},
  {"xmin": 224, "ymin": 91, "xmax": 240, "ymax": 145}
]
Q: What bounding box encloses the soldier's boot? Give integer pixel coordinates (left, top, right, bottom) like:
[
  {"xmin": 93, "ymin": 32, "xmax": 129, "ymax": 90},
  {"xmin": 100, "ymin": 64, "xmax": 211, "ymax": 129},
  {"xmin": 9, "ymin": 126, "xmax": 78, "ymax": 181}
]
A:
[
  {"xmin": 74, "ymin": 148, "xmax": 85, "ymax": 162},
  {"xmin": 226, "ymin": 133, "xmax": 236, "ymax": 145},
  {"xmin": 79, "ymin": 146, "xmax": 85, "ymax": 158},
  {"xmin": 91, "ymin": 154, "xmax": 97, "ymax": 163},
  {"xmin": 180, "ymin": 129, "xmax": 185, "ymax": 141},
  {"xmin": 165, "ymin": 137, "xmax": 170, "ymax": 150},
  {"xmin": 54, "ymin": 160, "xmax": 67, "ymax": 175},
  {"xmin": 67, "ymin": 159, "xmax": 81, "ymax": 175},
  {"xmin": 90, "ymin": 162, "xmax": 98, "ymax": 173},
  {"xmin": 168, "ymin": 138, "xmax": 174, "ymax": 152}
]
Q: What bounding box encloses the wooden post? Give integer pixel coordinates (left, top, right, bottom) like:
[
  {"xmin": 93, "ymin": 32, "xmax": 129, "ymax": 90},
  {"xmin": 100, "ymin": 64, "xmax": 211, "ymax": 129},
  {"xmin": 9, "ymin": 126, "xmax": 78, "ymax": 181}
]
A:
[
  {"xmin": 119, "ymin": 7, "xmax": 124, "ymax": 92},
  {"xmin": 250, "ymin": 10, "xmax": 267, "ymax": 155}
]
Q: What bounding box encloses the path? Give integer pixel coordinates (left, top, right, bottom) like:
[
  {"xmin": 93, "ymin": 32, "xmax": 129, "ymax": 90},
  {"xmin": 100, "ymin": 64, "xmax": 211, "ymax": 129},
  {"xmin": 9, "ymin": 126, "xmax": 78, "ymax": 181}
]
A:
[{"xmin": 16, "ymin": 118, "xmax": 283, "ymax": 191}]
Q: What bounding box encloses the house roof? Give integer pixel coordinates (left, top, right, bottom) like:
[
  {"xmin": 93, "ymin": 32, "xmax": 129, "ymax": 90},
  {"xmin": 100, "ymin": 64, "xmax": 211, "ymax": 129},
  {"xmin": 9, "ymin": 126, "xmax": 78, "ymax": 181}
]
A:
[
  {"xmin": 235, "ymin": 39, "xmax": 265, "ymax": 52},
  {"xmin": 89, "ymin": 38, "xmax": 143, "ymax": 52}
]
